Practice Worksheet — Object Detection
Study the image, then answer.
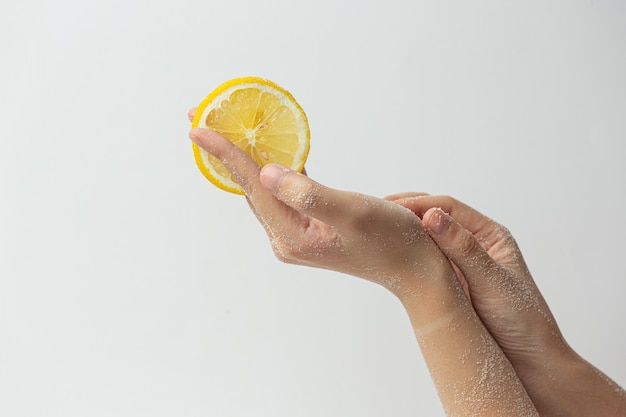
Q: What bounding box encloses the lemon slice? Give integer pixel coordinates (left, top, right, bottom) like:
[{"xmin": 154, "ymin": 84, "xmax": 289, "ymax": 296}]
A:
[{"xmin": 191, "ymin": 76, "xmax": 310, "ymax": 194}]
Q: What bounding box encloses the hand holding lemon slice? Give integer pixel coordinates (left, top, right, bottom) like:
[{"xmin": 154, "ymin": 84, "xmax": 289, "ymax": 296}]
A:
[{"xmin": 190, "ymin": 77, "xmax": 310, "ymax": 194}]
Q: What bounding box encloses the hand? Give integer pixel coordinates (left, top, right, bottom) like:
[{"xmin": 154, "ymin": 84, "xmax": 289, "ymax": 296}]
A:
[
  {"xmin": 387, "ymin": 193, "xmax": 626, "ymax": 416},
  {"xmin": 187, "ymin": 108, "xmax": 456, "ymax": 298},
  {"xmin": 188, "ymin": 127, "xmax": 453, "ymax": 300},
  {"xmin": 186, "ymin": 109, "xmax": 539, "ymax": 416},
  {"xmin": 386, "ymin": 193, "xmax": 565, "ymax": 364}
]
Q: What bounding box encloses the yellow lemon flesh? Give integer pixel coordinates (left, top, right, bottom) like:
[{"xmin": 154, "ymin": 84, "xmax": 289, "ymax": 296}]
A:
[{"xmin": 191, "ymin": 76, "xmax": 310, "ymax": 194}]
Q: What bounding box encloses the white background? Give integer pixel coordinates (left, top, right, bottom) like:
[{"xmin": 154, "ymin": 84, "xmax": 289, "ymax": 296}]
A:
[{"xmin": 1, "ymin": 1, "xmax": 625, "ymax": 416}]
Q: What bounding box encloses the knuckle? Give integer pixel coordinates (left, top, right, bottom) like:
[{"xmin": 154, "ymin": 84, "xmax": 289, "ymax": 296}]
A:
[
  {"xmin": 457, "ymin": 229, "xmax": 482, "ymax": 256},
  {"xmin": 283, "ymin": 178, "xmax": 321, "ymax": 210},
  {"xmin": 271, "ymin": 245, "xmax": 292, "ymax": 263},
  {"xmin": 270, "ymin": 236, "xmax": 310, "ymax": 265},
  {"xmin": 437, "ymin": 194, "xmax": 459, "ymax": 207},
  {"xmin": 270, "ymin": 238, "xmax": 296, "ymax": 263},
  {"xmin": 349, "ymin": 194, "xmax": 383, "ymax": 226},
  {"xmin": 497, "ymin": 224, "xmax": 516, "ymax": 245}
]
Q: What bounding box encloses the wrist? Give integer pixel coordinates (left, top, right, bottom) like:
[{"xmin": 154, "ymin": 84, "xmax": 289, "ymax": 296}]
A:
[{"xmin": 392, "ymin": 262, "xmax": 467, "ymax": 332}]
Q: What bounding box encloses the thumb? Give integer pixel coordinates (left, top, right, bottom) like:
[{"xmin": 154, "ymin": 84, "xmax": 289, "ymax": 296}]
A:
[
  {"xmin": 422, "ymin": 207, "xmax": 502, "ymax": 285},
  {"xmin": 259, "ymin": 164, "xmax": 352, "ymax": 226}
]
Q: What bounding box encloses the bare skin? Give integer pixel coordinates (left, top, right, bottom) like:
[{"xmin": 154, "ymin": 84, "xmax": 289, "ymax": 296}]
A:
[
  {"xmin": 187, "ymin": 108, "xmax": 625, "ymax": 415},
  {"xmin": 386, "ymin": 194, "xmax": 626, "ymax": 416},
  {"xmin": 187, "ymin": 109, "xmax": 539, "ymax": 416}
]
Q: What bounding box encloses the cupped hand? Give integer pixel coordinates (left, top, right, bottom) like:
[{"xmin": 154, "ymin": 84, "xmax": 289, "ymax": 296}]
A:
[
  {"xmin": 386, "ymin": 194, "xmax": 569, "ymax": 367},
  {"xmin": 387, "ymin": 194, "xmax": 626, "ymax": 416}
]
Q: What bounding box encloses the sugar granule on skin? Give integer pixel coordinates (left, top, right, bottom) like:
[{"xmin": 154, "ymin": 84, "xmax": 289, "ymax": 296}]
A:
[{"xmin": 402, "ymin": 227, "xmax": 421, "ymax": 245}]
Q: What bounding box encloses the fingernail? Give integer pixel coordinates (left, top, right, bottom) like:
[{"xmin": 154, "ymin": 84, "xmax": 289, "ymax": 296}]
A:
[
  {"xmin": 260, "ymin": 164, "xmax": 290, "ymax": 193},
  {"xmin": 429, "ymin": 208, "xmax": 451, "ymax": 236}
]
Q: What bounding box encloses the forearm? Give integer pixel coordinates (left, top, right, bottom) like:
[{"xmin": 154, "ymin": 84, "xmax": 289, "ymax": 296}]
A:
[
  {"xmin": 396, "ymin": 271, "xmax": 539, "ymax": 417},
  {"xmin": 516, "ymin": 347, "xmax": 626, "ymax": 417}
]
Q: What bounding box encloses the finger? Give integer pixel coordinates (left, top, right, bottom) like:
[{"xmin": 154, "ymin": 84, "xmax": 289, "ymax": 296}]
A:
[
  {"xmin": 189, "ymin": 128, "xmax": 312, "ymax": 236},
  {"xmin": 189, "ymin": 128, "xmax": 261, "ymax": 193},
  {"xmin": 422, "ymin": 206, "xmax": 502, "ymax": 289},
  {"xmin": 392, "ymin": 195, "xmax": 504, "ymax": 252},
  {"xmin": 188, "ymin": 107, "xmax": 197, "ymax": 122},
  {"xmin": 260, "ymin": 164, "xmax": 362, "ymax": 228},
  {"xmin": 384, "ymin": 192, "xmax": 430, "ymax": 201}
]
